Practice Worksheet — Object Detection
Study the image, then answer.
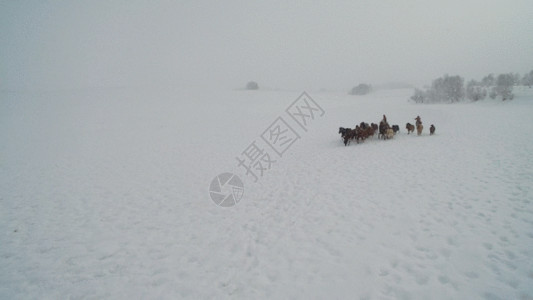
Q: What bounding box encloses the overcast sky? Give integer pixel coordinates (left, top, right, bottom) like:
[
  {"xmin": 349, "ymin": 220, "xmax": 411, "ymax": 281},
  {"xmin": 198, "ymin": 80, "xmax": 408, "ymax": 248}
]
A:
[{"xmin": 1, "ymin": 0, "xmax": 532, "ymax": 91}]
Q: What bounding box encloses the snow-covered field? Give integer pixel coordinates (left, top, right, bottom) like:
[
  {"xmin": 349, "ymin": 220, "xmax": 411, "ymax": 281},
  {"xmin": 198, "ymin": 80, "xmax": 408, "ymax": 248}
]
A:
[{"xmin": 1, "ymin": 86, "xmax": 532, "ymax": 299}]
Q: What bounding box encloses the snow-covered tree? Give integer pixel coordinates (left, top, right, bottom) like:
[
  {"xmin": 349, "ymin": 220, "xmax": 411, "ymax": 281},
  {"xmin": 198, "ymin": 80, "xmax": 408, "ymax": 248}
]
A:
[
  {"xmin": 466, "ymin": 80, "xmax": 487, "ymax": 101},
  {"xmin": 428, "ymin": 75, "xmax": 465, "ymax": 103},
  {"xmin": 492, "ymin": 73, "xmax": 514, "ymax": 100},
  {"xmin": 512, "ymin": 73, "xmax": 521, "ymax": 86},
  {"xmin": 522, "ymin": 70, "xmax": 533, "ymax": 88},
  {"xmin": 481, "ymin": 74, "xmax": 495, "ymax": 87},
  {"xmin": 410, "ymin": 75, "xmax": 465, "ymax": 103}
]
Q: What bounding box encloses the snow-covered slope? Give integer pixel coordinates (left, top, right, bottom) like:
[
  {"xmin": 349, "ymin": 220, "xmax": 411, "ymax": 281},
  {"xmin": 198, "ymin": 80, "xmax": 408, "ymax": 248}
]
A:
[{"xmin": 1, "ymin": 86, "xmax": 532, "ymax": 299}]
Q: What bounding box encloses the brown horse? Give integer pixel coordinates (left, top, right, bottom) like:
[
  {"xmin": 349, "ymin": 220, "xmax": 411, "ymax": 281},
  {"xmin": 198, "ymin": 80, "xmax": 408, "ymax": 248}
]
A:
[
  {"xmin": 371, "ymin": 123, "xmax": 378, "ymax": 133},
  {"xmin": 406, "ymin": 123, "xmax": 415, "ymax": 134},
  {"xmin": 359, "ymin": 126, "xmax": 375, "ymax": 142}
]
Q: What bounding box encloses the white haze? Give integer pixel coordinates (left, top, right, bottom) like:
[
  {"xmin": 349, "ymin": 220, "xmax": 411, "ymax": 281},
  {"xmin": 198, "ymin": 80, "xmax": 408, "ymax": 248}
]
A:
[{"xmin": 1, "ymin": 0, "xmax": 533, "ymax": 91}]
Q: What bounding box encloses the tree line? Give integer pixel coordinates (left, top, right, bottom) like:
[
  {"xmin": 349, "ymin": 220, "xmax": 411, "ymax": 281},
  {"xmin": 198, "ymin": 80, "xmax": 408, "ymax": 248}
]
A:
[{"xmin": 411, "ymin": 70, "xmax": 533, "ymax": 103}]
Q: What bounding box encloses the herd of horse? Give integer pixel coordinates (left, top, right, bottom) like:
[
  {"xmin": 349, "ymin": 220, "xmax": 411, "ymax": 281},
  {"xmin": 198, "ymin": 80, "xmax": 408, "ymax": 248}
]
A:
[{"xmin": 338, "ymin": 115, "xmax": 435, "ymax": 146}]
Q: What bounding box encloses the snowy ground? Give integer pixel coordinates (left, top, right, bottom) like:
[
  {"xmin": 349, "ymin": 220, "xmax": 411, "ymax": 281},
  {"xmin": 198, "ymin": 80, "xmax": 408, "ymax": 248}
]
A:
[{"xmin": 1, "ymin": 86, "xmax": 532, "ymax": 299}]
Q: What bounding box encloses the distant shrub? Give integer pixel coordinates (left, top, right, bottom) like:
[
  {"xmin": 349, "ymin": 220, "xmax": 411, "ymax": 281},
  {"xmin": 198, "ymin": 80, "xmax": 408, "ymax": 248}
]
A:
[
  {"xmin": 410, "ymin": 88, "xmax": 427, "ymax": 103},
  {"xmin": 350, "ymin": 83, "xmax": 372, "ymax": 95},
  {"xmin": 246, "ymin": 81, "xmax": 259, "ymax": 90}
]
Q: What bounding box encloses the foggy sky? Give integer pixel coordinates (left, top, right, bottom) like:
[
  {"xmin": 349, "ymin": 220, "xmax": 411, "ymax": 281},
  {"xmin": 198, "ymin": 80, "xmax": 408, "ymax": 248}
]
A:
[{"xmin": 1, "ymin": 0, "xmax": 532, "ymax": 91}]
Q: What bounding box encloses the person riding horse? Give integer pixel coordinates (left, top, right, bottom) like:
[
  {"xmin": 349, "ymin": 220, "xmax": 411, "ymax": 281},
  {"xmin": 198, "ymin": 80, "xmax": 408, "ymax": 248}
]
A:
[{"xmin": 415, "ymin": 115, "xmax": 422, "ymax": 126}]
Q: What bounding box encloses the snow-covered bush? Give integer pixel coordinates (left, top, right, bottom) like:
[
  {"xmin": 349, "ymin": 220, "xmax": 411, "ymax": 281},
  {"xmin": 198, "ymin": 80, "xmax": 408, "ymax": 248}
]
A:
[
  {"xmin": 350, "ymin": 83, "xmax": 372, "ymax": 95},
  {"xmin": 246, "ymin": 81, "xmax": 259, "ymax": 90}
]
